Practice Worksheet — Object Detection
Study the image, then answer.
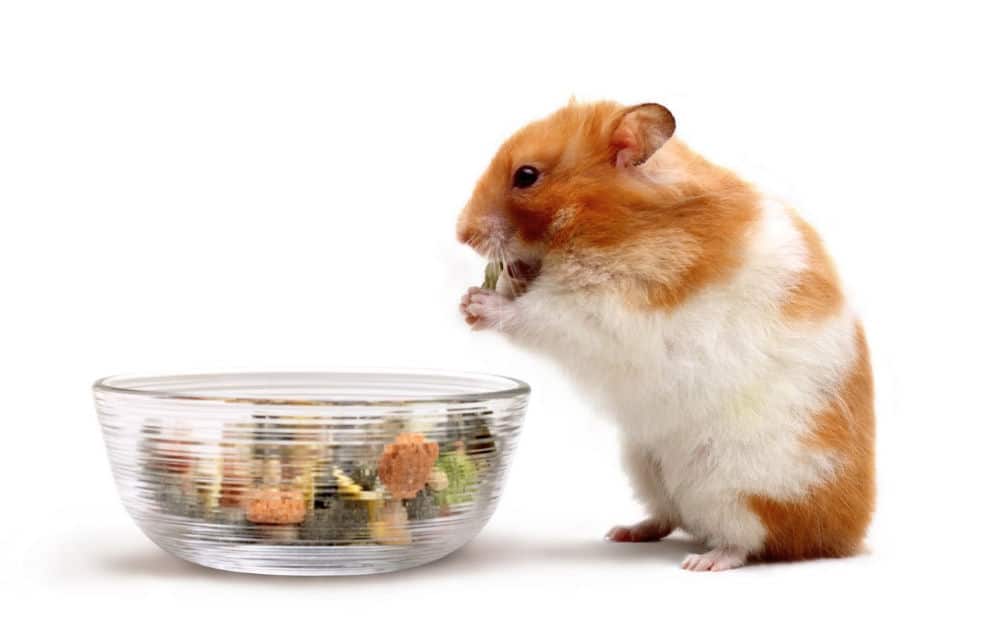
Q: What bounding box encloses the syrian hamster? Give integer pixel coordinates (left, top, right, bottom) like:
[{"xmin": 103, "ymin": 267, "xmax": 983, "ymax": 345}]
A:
[{"xmin": 457, "ymin": 100, "xmax": 874, "ymax": 571}]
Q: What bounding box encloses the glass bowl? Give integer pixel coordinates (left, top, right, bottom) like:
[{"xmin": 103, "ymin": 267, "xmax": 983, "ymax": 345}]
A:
[{"xmin": 93, "ymin": 370, "xmax": 529, "ymax": 575}]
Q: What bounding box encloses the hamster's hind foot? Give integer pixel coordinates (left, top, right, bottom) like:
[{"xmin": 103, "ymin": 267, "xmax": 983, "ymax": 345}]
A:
[
  {"xmin": 681, "ymin": 546, "xmax": 747, "ymax": 572},
  {"xmin": 604, "ymin": 518, "xmax": 674, "ymax": 543}
]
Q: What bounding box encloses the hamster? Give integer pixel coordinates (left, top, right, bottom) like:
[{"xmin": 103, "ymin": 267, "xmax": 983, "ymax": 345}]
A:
[{"xmin": 457, "ymin": 100, "xmax": 875, "ymax": 571}]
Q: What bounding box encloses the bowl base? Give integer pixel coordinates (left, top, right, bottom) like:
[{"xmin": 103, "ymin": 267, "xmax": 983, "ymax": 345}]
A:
[{"xmin": 152, "ymin": 538, "xmax": 472, "ymax": 576}]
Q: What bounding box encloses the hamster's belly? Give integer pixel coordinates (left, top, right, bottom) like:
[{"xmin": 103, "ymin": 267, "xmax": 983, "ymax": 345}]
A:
[{"xmin": 592, "ymin": 302, "xmax": 860, "ymax": 526}]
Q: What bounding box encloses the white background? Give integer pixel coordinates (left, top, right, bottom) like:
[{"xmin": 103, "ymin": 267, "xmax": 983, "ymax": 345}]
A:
[{"xmin": 2, "ymin": 1, "xmax": 998, "ymax": 629}]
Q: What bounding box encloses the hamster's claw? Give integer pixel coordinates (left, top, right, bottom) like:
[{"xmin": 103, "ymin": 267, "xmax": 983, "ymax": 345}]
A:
[{"xmin": 681, "ymin": 546, "xmax": 748, "ymax": 572}]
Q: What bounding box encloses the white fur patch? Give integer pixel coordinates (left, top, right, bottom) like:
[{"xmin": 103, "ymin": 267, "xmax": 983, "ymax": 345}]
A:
[
  {"xmin": 547, "ymin": 227, "xmax": 701, "ymax": 293},
  {"xmin": 499, "ymin": 197, "xmax": 859, "ymax": 553}
]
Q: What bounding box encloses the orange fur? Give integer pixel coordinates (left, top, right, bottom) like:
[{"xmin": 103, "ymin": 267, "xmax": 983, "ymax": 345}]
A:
[
  {"xmin": 747, "ymin": 325, "xmax": 876, "ymax": 560},
  {"xmin": 782, "ymin": 213, "xmax": 845, "ymax": 320}
]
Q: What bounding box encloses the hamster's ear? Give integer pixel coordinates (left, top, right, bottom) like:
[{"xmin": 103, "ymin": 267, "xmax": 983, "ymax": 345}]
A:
[{"xmin": 610, "ymin": 103, "xmax": 676, "ymax": 168}]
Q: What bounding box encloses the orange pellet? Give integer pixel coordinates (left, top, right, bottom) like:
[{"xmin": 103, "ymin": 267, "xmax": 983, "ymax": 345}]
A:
[
  {"xmin": 378, "ymin": 432, "xmax": 439, "ymax": 500},
  {"xmin": 245, "ymin": 489, "xmax": 307, "ymax": 524}
]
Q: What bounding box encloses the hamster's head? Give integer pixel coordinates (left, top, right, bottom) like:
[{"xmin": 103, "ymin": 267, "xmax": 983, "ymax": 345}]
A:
[{"xmin": 456, "ymin": 100, "xmax": 675, "ymax": 292}]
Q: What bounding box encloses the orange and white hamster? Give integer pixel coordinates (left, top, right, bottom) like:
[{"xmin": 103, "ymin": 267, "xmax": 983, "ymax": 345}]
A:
[{"xmin": 457, "ymin": 100, "xmax": 875, "ymax": 571}]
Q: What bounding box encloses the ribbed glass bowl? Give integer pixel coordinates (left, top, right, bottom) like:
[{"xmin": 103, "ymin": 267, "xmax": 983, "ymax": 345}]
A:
[{"xmin": 93, "ymin": 370, "xmax": 529, "ymax": 575}]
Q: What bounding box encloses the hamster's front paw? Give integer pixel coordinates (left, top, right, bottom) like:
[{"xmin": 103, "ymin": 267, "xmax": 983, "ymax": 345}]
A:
[{"xmin": 460, "ymin": 287, "xmax": 514, "ymax": 331}]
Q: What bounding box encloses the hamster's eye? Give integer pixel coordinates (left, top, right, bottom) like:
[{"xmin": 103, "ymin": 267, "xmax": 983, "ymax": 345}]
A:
[{"xmin": 513, "ymin": 165, "xmax": 540, "ymax": 189}]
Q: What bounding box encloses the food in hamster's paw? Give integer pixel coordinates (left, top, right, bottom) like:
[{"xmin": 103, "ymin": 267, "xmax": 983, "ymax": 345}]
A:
[
  {"xmin": 481, "ymin": 260, "xmax": 504, "ymax": 290},
  {"xmin": 427, "ymin": 467, "xmax": 449, "ymax": 492},
  {"xmin": 245, "ymin": 489, "xmax": 307, "ymax": 524},
  {"xmin": 378, "ymin": 432, "xmax": 440, "ymax": 499}
]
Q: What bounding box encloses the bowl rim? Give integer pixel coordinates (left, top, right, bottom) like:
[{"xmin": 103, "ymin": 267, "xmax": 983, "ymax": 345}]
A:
[{"xmin": 92, "ymin": 369, "xmax": 531, "ymax": 406}]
